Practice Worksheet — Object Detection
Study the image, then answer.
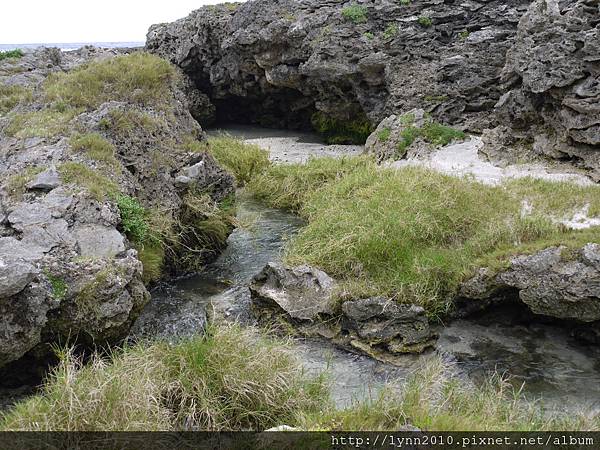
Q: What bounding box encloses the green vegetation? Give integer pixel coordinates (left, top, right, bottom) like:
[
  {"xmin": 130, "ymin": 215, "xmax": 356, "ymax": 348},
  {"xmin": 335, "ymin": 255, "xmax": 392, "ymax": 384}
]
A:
[
  {"xmin": 341, "ymin": 4, "xmax": 368, "ymax": 24},
  {"xmin": 248, "ymin": 157, "xmax": 600, "ymax": 318},
  {"xmin": 2, "ymin": 328, "xmax": 596, "ymax": 431},
  {"xmin": 382, "ymin": 24, "xmax": 398, "ymax": 40},
  {"xmin": 45, "ymin": 273, "xmax": 68, "ymax": 301},
  {"xmin": 459, "ymin": 29, "xmax": 470, "ymax": 39},
  {"xmin": 58, "ymin": 162, "xmax": 118, "ymax": 201},
  {"xmin": 206, "ymin": 136, "xmax": 271, "ymax": 185},
  {"xmin": 70, "ymin": 133, "xmax": 118, "ymax": 167},
  {"xmin": 5, "ymin": 109, "xmax": 78, "ymax": 139},
  {"xmin": 0, "ymin": 84, "xmax": 32, "ymax": 115},
  {"xmin": 44, "ymin": 53, "xmax": 176, "ymax": 110},
  {"xmin": 0, "ymin": 325, "xmax": 326, "ymax": 431},
  {"xmin": 399, "ymin": 0, "xmax": 411, "ymax": 5},
  {"xmin": 418, "ymin": 16, "xmax": 433, "ymax": 27},
  {"xmin": 396, "ymin": 114, "xmax": 465, "ymax": 157},
  {"xmin": 99, "ymin": 109, "xmax": 161, "ymax": 137},
  {"xmin": 116, "ymin": 195, "xmax": 150, "ymax": 244},
  {"xmin": 0, "ymin": 49, "xmax": 24, "ymax": 61},
  {"xmin": 311, "ymin": 111, "xmax": 373, "ymax": 145},
  {"xmin": 377, "ymin": 127, "xmax": 391, "ymax": 142},
  {"xmin": 363, "ymin": 32, "xmax": 375, "ymax": 40}
]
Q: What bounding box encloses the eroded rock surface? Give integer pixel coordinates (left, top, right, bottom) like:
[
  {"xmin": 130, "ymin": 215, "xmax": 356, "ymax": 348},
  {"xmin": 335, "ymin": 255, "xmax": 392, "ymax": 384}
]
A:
[
  {"xmin": 147, "ymin": 0, "xmax": 530, "ymax": 131},
  {"xmin": 0, "ymin": 47, "xmax": 235, "ymax": 369},
  {"xmin": 460, "ymin": 244, "xmax": 600, "ymax": 323},
  {"xmin": 483, "ymin": 0, "xmax": 600, "ymax": 179}
]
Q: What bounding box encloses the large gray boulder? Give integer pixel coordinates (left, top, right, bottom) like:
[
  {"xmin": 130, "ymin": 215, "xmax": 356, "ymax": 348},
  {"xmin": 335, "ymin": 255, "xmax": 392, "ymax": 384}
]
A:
[
  {"xmin": 460, "ymin": 244, "xmax": 600, "ymax": 322},
  {"xmin": 482, "ymin": 0, "xmax": 600, "ymax": 179},
  {"xmin": 146, "ymin": 0, "xmax": 530, "ymax": 132}
]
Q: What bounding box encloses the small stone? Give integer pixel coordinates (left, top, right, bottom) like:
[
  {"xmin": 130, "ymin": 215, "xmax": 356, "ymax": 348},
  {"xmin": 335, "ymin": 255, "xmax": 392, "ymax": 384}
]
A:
[
  {"xmin": 73, "ymin": 224, "xmax": 125, "ymax": 258},
  {"xmin": 27, "ymin": 167, "xmax": 61, "ymax": 191}
]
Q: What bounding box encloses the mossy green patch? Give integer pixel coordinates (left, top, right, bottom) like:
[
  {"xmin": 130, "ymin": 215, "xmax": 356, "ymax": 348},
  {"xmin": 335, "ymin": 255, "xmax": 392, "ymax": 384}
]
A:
[
  {"xmin": 342, "ymin": 5, "xmax": 368, "ymax": 24},
  {"xmin": 46, "ymin": 273, "xmax": 68, "ymax": 301}
]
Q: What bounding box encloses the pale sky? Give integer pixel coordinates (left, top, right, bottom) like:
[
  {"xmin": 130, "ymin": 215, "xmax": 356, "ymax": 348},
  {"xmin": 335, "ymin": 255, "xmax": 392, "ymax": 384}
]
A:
[{"xmin": 1, "ymin": 0, "xmax": 243, "ymax": 44}]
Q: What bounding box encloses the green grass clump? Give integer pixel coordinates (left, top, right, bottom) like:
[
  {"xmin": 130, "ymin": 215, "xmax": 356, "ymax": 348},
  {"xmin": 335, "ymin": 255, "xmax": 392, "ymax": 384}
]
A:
[
  {"xmin": 249, "ymin": 158, "xmax": 600, "ymax": 318},
  {"xmin": 99, "ymin": 109, "xmax": 161, "ymax": 137},
  {"xmin": 58, "ymin": 162, "xmax": 118, "ymax": 201},
  {"xmin": 5, "ymin": 109, "xmax": 78, "ymax": 139},
  {"xmin": 377, "ymin": 127, "xmax": 391, "ymax": 142},
  {"xmin": 45, "ymin": 273, "xmax": 68, "ymax": 301},
  {"xmin": 70, "ymin": 133, "xmax": 118, "ymax": 167},
  {"xmin": 311, "ymin": 111, "xmax": 373, "ymax": 145},
  {"xmin": 136, "ymin": 242, "xmax": 165, "ymax": 284},
  {"xmin": 0, "ymin": 49, "xmax": 24, "ymax": 61},
  {"xmin": 395, "ymin": 115, "xmax": 465, "ymax": 158},
  {"xmin": 248, "ymin": 156, "xmax": 373, "ymax": 212},
  {"xmin": 44, "ymin": 52, "xmax": 176, "ymax": 110},
  {"xmin": 4, "ymin": 166, "xmax": 44, "ymax": 200},
  {"xmin": 342, "ymin": 4, "xmax": 368, "ymax": 23},
  {"xmin": 0, "ymin": 84, "xmax": 32, "ymax": 115},
  {"xmin": 418, "ymin": 16, "xmax": 433, "ymax": 27},
  {"xmin": 206, "ymin": 135, "xmax": 271, "ymax": 185},
  {"xmin": 0, "ymin": 325, "xmax": 327, "ymax": 431},
  {"xmin": 382, "ymin": 24, "xmax": 398, "ymax": 40}
]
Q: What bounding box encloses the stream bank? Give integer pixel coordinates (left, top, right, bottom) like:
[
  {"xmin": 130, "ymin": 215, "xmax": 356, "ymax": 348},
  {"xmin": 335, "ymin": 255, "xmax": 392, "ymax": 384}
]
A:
[{"xmin": 136, "ymin": 125, "xmax": 600, "ymax": 413}]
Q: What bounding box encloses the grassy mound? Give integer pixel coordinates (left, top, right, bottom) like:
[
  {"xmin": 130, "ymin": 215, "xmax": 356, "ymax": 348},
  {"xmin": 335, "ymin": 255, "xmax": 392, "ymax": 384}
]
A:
[
  {"xmin": 0, "ymin": 325, "xmax": 326, "ymax": 431},
  {"xmin": 2, "ymin": 327, "xmax": 595, "ymax": 431},
  {"xmin": 248, "ymin": 157, "xmax": 600, "ymax": 317}
]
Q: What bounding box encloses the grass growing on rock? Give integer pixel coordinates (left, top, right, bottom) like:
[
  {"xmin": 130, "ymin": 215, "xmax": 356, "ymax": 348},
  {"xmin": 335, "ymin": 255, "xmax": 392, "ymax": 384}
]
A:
[
  {"xmin": 0, "ymin": 84, "xmax": 32, "ymax": 116},
  {"xmin": 206, "ymin": 135, "xmax": 271, "ymax": 185},
  {"xmin": 70, "ymin": 132, "xmax": 118, "ymax": 167},
  {"xmin": 44, "ymin": 52, "xmax": 176, "ymax": 110},
  {"xmin": 0, "ymin": 49, "xmax": 24, "ymax": 61},
  {"xmin": 342, "ymin": 4, "xmax": 368, "ymax": 24},
  {"xmin": 311, "ymin": 111, "xmax": 373, "ymax": 145},
  {"xmin": 0, "ymin": 325, "xmax": 327, "ymax": 431},
  {"xmin": 58, "ymin": 162, "xmax": 118, "ymax": 201},
  {"xmin": 248, "ymin": 157, "xmax": 600, "ymax": 318},
  {"xmin": 5, "ymin": 108, "xmax": 79, "ymax": 138}
]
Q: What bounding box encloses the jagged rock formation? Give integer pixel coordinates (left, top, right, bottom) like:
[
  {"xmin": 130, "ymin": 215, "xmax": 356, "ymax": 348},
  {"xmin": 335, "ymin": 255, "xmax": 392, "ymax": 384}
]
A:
[
  {"xmin": 459, "ymin": 244, "xmax": 600, "ymax": 323},
  {"xmin": 147, "ymin": 0, "xmax": 530, "ymax": 132},
  {"xmin": 0, "ymin": 48, "xmax": 235, "ymax": 369},
  {"xmin": 483, "ymin": 0, "xmax": 600, "ymax": 179},
  {"xmin": 250, "ymin": 263, "xmax": 435, "ymax": 360}
]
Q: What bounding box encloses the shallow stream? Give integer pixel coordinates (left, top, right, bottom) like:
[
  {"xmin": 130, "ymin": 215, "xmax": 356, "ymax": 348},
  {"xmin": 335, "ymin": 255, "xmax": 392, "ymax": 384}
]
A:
[{"xmin": 135, "ymin": 126, "xmax": 600, "ymax": 412}]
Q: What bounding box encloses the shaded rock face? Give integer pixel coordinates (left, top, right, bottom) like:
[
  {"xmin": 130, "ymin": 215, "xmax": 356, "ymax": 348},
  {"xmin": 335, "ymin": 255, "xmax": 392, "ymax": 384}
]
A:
[
  {"xmin": 147, "ymin": 0, "xmax": 530, "ymax": 131},
  {"xmin": 249, "ymin": 263, "xmax": 434, "ymax": 361},
  {"xmin": 460, "ymin": 244, "xmax": 600, "ymax": 323},
  {"xmin": 0, "ymin": 47, "xmax": 235, "ymax": 369},
  {"xmin": 483, "ymin": 0, "xmax": 600, "ymax": 179}
]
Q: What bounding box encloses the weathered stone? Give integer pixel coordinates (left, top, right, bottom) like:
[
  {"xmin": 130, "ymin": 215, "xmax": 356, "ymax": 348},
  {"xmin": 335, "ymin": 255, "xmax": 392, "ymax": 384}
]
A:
[
  {"xmin": 73, "ymin": 224, "xmax": 125, "ymax": 258},
  {"xmin": 250, "ymin": 262, "xmax": 336, "ymax": 322},
  {"xmin": 365, "ymin": 109, "xmax": 427, "ymax": 161},
  {"xmin": 0, "ymin": 257, "xmax": 38, "ymax": 298},
  {"xmin": 460, "ymin": 244, "xmax": 600, "ymax": 322},
  {"xmin": 26, "ymin": 167, "xmax": 61, "ymax": 191},
  {"xmin": 485, "ymin": 0, "xmax": 600, "ymax": 179},
  {"xmin": 342, "ymin": 297, "xmax": 434, "ymax": 354}
]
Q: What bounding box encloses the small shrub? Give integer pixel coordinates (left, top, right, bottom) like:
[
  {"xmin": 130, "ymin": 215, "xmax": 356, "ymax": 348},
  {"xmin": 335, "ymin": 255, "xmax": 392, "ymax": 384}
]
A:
[
  {"xmin": 311, "ymin": 111, "xmax": 373, "ymax": 145},
  {"xmin": 377, "ymin": 127, "xmax": 391, "ymax": 142},
  {"xmin": 116, "ymin": 194, "xmax": 149, "ymax": 244},
  {"xmin": 418, "ymin": 16, "xmax": 433, "ymax": 27},
  {"xmin": 0, "ymin": 49, "xmax": 24, "ymax": 61},
  {"xmin": 342, "ymin": 5, "xmax": 368, "ymax": 24},
  {"xmin": 206, "ymin": 136, "xmax": 271, "ymax": 185},
  {"xmin": 382, "ymin": 24, "xmax": 398, "ymax": 40},
  {"xmin": 70, "ymin": 133, "xmax": 118, "ymax": 167}
]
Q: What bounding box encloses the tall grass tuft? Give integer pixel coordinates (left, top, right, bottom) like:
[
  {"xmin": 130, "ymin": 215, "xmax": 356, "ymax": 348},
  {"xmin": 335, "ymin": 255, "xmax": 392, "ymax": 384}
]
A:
[{"xmin": 206, "ymin": 135, "xmax": 271, "ymax": 185}]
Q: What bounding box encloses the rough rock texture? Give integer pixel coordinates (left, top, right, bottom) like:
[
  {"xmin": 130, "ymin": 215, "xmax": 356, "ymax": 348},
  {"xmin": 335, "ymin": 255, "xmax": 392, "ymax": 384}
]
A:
[
  {"xmin": 0, "ymin": 47, "xmax": 235, "ymax": 369},
  {"xmin": 460, "ymin": 244, "xmax": 600, "ymax": 322},
  {"xmin": 341, "ymin": 297, "xmax": 435, "ymax": 355},
  {"xmin": 250, "ymin": 262, "xmax": 336, "ymax": 322},
  {"xmin": 364, "ymin": 108, "xmax": 427, "ymax": 161},
  {"xmin": 250, "ymin": 263, "xmax": 435, "ymax": 359},
  {"xmin": 147, "ymin": 0, "xmax": 531, "ymax": 131},
  {"xmin": 483, "ymin": 0, "xmax": 600, "ymax": 179}
]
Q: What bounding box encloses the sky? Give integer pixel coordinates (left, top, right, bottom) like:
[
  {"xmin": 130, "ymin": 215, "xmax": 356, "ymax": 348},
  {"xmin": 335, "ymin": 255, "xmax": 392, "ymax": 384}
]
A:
[{"xmin": 1, "ymin": 0, "xmax": 243, "ymax": 44}]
